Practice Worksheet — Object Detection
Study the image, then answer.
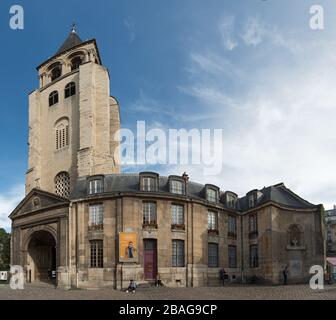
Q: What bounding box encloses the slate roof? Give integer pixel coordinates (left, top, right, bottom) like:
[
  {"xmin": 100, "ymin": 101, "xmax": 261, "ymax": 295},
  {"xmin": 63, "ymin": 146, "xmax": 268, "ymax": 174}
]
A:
[
  {"xmin": 70, "ymin": 174, "xmax": 317, "ymax": 212},
  {"xmin": 56, "ymin": 30, "xmax": 83, "ymax": 55},
  {"xmin": 238, "ymin": 183, "xmax": 317, "ymax": 211}
]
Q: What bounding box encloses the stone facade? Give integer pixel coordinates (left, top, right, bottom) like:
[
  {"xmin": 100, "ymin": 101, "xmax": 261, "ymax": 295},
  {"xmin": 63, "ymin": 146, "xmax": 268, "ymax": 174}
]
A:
[
  {"xmin": 325, "ymin": 207, "xmax": 336, "ymax": 256},
  {"xmin": 10, "ymin": 30, "xmax": 325, "ymax": 290}
]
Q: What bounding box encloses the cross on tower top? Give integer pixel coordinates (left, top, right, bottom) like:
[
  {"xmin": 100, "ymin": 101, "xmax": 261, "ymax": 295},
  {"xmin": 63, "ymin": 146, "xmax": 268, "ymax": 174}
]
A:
[{"xmin": 71, "ymin": 22, "xmax": 76, "ymax": 33}]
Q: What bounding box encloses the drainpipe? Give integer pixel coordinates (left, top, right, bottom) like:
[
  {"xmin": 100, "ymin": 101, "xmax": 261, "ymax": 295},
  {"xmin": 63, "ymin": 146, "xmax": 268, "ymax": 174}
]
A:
[
  {"xmin": 240, "ymin": 214, "xmax": 244, "ymax": 284},
  {"xmin": 75, "ymin": 202, "xmax": 79, "ymax": 288}
]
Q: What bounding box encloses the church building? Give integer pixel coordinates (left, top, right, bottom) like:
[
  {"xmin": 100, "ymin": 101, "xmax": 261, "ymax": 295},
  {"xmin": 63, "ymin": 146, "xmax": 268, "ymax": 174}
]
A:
[{"xmin": 10, "ymin": 28, "xmax": 325, "ymax": 289}]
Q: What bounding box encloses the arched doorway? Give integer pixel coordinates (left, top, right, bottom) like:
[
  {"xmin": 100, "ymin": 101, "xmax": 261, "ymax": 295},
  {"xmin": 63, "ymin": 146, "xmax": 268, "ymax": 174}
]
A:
[{"xmin": 27, "ymin": 230, "xmax": 57, "ymax": 283}]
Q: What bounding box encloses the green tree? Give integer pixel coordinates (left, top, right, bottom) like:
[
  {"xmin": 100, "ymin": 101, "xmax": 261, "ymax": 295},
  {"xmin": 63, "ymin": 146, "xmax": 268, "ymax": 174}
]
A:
[{"xmin": 0, "ymin": 228, "xmax": 10, "ymax": 270}]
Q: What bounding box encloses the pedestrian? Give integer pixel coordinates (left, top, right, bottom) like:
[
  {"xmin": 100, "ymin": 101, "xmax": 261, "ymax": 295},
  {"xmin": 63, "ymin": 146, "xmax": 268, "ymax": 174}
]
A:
[
  {"xmin": 47, "ymin": 269, "xmax": 51, "ymax": 282},
  {"xmin": 126, "ymin": 279, "xmax": 137, "ymax": 293},
  {"xmin": 219, "ymin": 268, "xmax": 226, "ymax": 286},
  {"xmin": 283, "ymin": 266, "xmax": 289, "ymax": 285}
]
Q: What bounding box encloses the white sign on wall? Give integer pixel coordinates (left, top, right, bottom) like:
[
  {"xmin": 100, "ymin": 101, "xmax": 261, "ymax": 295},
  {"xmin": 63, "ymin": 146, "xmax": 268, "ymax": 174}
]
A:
[{"xmin": 0, "ymin": 271, "xmax": 8, "ymax": 281}]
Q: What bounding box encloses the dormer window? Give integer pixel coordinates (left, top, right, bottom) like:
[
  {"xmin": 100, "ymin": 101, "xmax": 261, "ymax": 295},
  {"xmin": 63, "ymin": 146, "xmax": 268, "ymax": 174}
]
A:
[
  {"xmin": 143, "ymin": 177, "xmax": 155, "ymax": 191},
  {"xmin": 248, "ymin": 195, "xmax": 255, "ymax": 208},
  {"xmin": 89, "ymin": 178, "xmax": 104, "ymax": 195},
  {"xmin": 247, "ymin": 190, "xmax": 261, "ymax": 208},
  {"xmin": 140, "ymin": 172, "xmax": 159, "ymax": 192},
  {"xmin": 206, "ymin": 186, "xmax": 219, "ymax": 203},
  {"xmin": 71, "ymin": 56, "xmax": 83, "ymax": 71},
  {"xmin": 49, "ymin": 91, "xmax": 59, "ymax": 107},
  {"xmin": 170, "ymin": 180, "xmax": 183, "ymax": 195},
  {"xmin": 226, "ymin": 192, "xmax": 237, "ymax": 209}
]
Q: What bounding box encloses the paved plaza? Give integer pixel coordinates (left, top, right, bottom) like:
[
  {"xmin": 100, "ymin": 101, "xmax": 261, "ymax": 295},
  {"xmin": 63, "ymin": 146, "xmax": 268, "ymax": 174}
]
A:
[{"xmin": 0, "ymin": 282, "xmax": 336, "ymax": 300}]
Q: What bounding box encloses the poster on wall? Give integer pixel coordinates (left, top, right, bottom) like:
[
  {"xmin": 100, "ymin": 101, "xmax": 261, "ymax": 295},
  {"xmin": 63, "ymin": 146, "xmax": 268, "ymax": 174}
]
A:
[{"xmin": 119, "ymin": 232, "xmax": 138, "ymax": 262}]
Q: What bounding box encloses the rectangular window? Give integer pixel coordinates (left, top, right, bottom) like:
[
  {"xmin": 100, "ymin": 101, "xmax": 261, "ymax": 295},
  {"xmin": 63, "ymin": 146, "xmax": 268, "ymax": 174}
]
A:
[
  {"xmin": 250, "ymin": 245, "xmax": 259, "ymax": 268},
  {"xmin": 227, "ymin": 194, "xmax": 237, "ymax": 209},
  {"xmin": 89, "ymin": 204, "xmax": 104, "ymax": 226},
  {"xmin": 143, "ymin": 202, "xmax": 157, "ymax": 225},
  {"xmin": 249, "ymin": 214, "xmax": 258, "ymax": 233},
  {"xmin": 228, "ymin": 245, "xmax": 237, "ymax": 268},
  {"xmin": 172, "ymin": 204, "xmax": 184, "ymax": 225},
  {"xmin": 248, "ymin": 195, "xmax": 256, "ymax": 208},
  {"xmin": 89, "ymin": 179, "xmax": 103, "ymax": 194},
  {"xmin": 228, "ymin": 215, "xmax": 237, "ymax": 236},
  {"xmin": 208, "ymin": 211, "xmax": 218, "ymax": 231},
  {"xmin": 172, "ymin": 240, "xmax": 185, "ymax": 267},
  {"xmin": 206, "ymin": 188, "xmax": 218, "ymax": 203},
  {"xmin": 208, "ymin": 243, "xmax": 218, "ymax": 267},
  {"xmin": 90, "ymin": 240, "xmax": 103, "ymax": 268},
  {"xmin": 143, "ymin": 177, "xmax": 156, "ymax": 191},
  {"xmin": 171, "ymin": 180, "xmax": 183, "ymax": 195}
]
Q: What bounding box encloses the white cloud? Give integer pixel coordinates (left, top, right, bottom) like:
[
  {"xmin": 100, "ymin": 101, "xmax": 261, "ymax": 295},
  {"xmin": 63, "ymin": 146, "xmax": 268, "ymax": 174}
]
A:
[
  {"xmin": 240, "ymin": 17, "xmax": 301, "ymax": 53},
  {"xmin": 124, "ymin": 17, "xmax": 136, "ymax": 44},
  {"xmin": 241, "ymin": 17, "xmax": 266, "ymax": 46},
  {"xmin": 0, "ymin": 184, "xmax": 25, "ymax": 231},
  {"xmin": 174, "ymin": 18, "xmax": 336, "ymax": 209},
  {"xmin": 218, "ymin": 15, "xmax": 238, "ymax": 51}
]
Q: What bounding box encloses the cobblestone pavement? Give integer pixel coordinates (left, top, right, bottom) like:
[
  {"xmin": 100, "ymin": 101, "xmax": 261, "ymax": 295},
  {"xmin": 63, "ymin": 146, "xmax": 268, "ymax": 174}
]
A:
[{"xmin": 1, "ymin": 283, "xmax": 336, "ymax": 300}]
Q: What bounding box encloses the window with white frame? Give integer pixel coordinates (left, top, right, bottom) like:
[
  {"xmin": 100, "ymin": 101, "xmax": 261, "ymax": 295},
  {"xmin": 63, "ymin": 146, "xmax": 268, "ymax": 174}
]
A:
[
  {"xmin": 172, "ymin": 240, "xmax": 185, "ymax": 267},
  {"xmin": 171, "ymin": 180, "xmax": 183, "ymax": 195},
  {"xmin": 89, "ymin": 179, "xmax": 103, "ymax": 195},
  {"xmin": 172, "ymin": 204, "xmax": 184, "ymax": 225},
  {"xmin": 90, "ymin": 240, "xmax": 103, "ymax": 268},
  {"xmin": 89, "ymin": 204, "xmax": 104, "ymax": 226},
  {"xmin": 143, "ymin": 202, "xmax": 157, "ymax": 225},
  {"xmin": 206, "ymin": 188, "xmax": 218, "ymax": 203},
  {"xmin": 142, "ymin": 177, "xmax": 156, "ymax": 191},
  {"xmin": 208, "ymin": 211, "xmax": 218, "ymax": 231}
]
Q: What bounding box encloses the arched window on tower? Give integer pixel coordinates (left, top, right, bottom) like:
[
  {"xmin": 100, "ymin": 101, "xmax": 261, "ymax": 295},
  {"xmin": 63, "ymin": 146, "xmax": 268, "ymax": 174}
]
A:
[
  {"xmin": 55, "ymin": 118, "xmax": 69, "ymax": 150},
  {"xmin": 65, "ymin": 82, "xmax": 76, "ymax": 98},
  {"xmin": 49, "ymin": 91, "xmax": 59, "ymax": 107},
  {"xmin": 55, "ymin": 172, "xmax": 70, "ymax": 198},
  {"xmin": 71, "ymin": 56, "xmax": 83, "ymax": 71},
  {"xmin": 51, "ymin": 65, "xmax": 62, "ymax": 81},
  {"xmin": 288, "ymin": 224, "xmax": 303, "ymax": 247}
]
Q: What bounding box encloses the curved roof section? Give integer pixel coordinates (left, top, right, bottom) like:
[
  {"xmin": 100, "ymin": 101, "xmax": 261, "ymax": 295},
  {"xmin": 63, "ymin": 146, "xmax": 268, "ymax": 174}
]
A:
[{"xmin": 70, "ymin": 174, "xmax": 318, "ymax": 212}]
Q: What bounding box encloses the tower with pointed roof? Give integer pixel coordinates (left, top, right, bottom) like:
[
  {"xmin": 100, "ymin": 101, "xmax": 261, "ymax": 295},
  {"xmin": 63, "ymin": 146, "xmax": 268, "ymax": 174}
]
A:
[{"xmin": 26, "ymin": 27, "xmax": 121, "ymax": 197}]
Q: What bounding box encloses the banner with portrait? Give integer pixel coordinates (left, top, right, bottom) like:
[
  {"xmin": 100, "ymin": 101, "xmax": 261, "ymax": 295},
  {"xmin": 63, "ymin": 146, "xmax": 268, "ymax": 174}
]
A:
[{"xmin": 119, "ymin": 232, "xmax": 138, "ymax": 262}]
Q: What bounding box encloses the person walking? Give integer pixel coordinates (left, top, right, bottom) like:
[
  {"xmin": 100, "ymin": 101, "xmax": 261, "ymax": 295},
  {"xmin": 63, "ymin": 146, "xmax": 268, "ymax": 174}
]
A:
[
  {"xmin": 220, "ymin": 268, "xmax": 226, "ymax": 286},
  {"xmin": 283, "ymin": 266, "xmax": 289, "ymax": 285}
]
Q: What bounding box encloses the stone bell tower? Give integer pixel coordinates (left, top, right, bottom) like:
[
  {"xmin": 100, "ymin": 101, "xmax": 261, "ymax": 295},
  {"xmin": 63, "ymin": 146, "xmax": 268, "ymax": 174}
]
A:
[{"xmin": 25, "ymin": 26, "xmax": 121, "ymax": 197}]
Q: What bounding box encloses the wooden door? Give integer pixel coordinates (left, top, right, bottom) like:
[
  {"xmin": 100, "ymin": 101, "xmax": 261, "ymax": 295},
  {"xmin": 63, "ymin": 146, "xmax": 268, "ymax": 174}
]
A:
[{"xmin": 144, "ymin": 239, "xmax": 157, "ymax": 280}]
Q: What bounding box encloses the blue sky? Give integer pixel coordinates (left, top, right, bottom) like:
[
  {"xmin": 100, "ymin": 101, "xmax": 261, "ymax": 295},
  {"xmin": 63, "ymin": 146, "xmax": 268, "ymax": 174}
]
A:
[{"xmin": 1, "ymin": 0, "xmax": 336, "ymax": 229}]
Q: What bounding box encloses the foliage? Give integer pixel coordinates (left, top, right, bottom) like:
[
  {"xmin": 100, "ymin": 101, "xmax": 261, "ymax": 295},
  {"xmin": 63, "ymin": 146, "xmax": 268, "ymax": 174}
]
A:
[{"xmin": 0, "ymin": 228, "xmax": 10, "ymax": 270}]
